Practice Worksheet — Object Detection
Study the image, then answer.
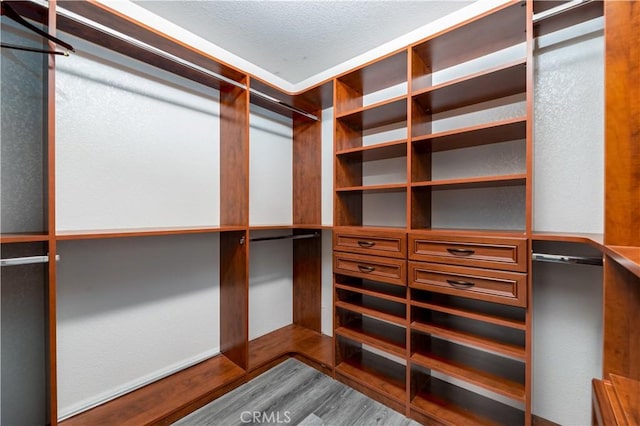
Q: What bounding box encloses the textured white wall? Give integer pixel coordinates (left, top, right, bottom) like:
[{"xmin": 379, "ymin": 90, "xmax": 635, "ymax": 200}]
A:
[
  {"xmin": 56, "ymin": 34, "xmax": 220, "ymax": 231},
  {"xmin": 249, "ymin": 105, "xmax": 293, "ymax": 226},
  {"xmin": 248, "ymin": 230, "xmax": 293, "ymax": 340},
  {"xmin": 533, "ymin": 19, "xmax": 604, "ymax": 234},
  {"xmin": 321, "ymin": 229, "xmax": 334, "ymax": 336},
  {"xmin": 56, "ymin": 235, "xmax": 221, "ymax": 419}
]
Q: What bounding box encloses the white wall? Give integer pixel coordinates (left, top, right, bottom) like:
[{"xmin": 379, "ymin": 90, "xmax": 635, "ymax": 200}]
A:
[
  {"xmin": 249, "ymin": 105, "xmax": 293, "ymax": 226},
  {"xmin": 533, "ymin": 18, "xmax": 604, "ymax": 234},
  {"xmin": 56, "ymin": 235, "xmax": 221, "ymax": 419},
  {"xmin": 248, "ymin": 230, "xmax": 293, "ymax": 340},
  {"xmin": 321, "ymin": 107, "xmax": 334, "ymax": 226},
  {"xmin": 56, "ymin": 34, "xmax": 220, "ymax": 231}
]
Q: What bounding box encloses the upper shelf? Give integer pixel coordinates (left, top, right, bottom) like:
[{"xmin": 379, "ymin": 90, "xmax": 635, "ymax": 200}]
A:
[
  {"xmin": 533, "ymin": 0, "xmax": 604, "ymax": 38},
  {"xmin": 336, "ymin": 96, "xmax": 407, "ymax": 130},
  {"xmin": 412, "ymin": 60, "xmax": 526, "ymax": 115},
  {"xmin": 336, "ymin": 139, "xmax": 407, "ymax": 161},
  {"xmin": 411, "ymin": 1, "xmax": 526, "ymax": 78},
  {"xmin": 412, "ymin": 117, "xmax": 527, "ymax": 151},
  {"xmin": 55, "ymin": 226, "xmax": 247, "ymax": 241}
]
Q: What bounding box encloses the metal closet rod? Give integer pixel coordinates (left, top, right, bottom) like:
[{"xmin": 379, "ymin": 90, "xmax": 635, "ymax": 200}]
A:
[
  {"xmin": 532, "ymin": 252, "xmax": 602, "ymax": 266},
  {"xmin": 250, "ymin": 232, "xmax": 320, "ymax": 243},
  {"xmin": 54, "ymin": 3, "xmax": 318, "ymax": 121},
  {"xmin": 0, "ymin": 254, "xmax": 60, "ymax": 267},
  {"xmin": 532, "ymin": 0, "xmax": 594, "ymax": 24}
]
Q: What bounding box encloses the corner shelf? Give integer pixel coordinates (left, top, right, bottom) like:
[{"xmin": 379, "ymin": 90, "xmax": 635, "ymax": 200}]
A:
[{"xmin": 55, "ymin": 226, "xmax": 247, "ymax": 241}]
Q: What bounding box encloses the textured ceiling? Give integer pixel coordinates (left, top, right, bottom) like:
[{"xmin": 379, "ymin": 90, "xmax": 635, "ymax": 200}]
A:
[{"xmin": 132, "ymin": 1, "xmax": 475, "ymax": 85}]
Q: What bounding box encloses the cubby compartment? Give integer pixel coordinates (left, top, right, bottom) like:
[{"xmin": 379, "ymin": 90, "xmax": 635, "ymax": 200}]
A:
[
  {"xmin": 411, "ymin": 291, "xmax": 526, "ymax": 361},
  {"xmin": 335, "ymin": 311, "xmax": 406, "ymax": 358},
  {"xmin": 335, "ymin": 335, "xmax": 407, "ymax": 404},
  {"xmin": 410, "ymin": 364, "xmax": 525, "ymax": 426},
  {"xmin": 336, "ymin": 189, "xmax": 407, "ymax": 228},
  {"xmin": 411, "ymin": 184, "xmax": 527, "ymax": 232},
  {"xmin": 411, "ymin": 330, "xmax": 526, "ymax": 402},
  {"xmin": 335, "ymin": 283, "xmax": 407, "ymax": 326}
]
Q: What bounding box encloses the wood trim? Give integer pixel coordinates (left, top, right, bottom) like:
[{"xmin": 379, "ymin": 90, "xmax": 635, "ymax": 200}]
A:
[
  {"xmin": 220, "ymin": 82, "xmax": 250, "ymax": 226},
  {"xmin": 293, "ymin": 230, "xmax": 322, "ymax": 331},
  {"xmin": 220, "ymin": 231, "xmax": 249, "ymax": 369},
  {"xmin": 604, "ymin": 0, "xmax": 640, "ymax": 247},
  {"xmin": 292, "ymin": 112, "xmax": 322, "ymax": 225}
]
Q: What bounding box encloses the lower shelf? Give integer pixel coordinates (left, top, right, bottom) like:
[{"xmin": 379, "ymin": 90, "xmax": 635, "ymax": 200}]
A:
[
  {"xmin": 248, "ymin": 324, "xmax": 333, "ymax": 371},
  {"xmin": 411, "ymin": 375, "xmax": 525, "ymax": 426},
  {"xmin": 335, "ymin": 346, "xmax": 406, "ymax": 404},
  {"xmin": 60, "ymin": 354, "xmax": 246, "ymax": 426}
]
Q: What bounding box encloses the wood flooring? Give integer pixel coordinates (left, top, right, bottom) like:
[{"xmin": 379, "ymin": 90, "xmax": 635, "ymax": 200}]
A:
[{"xmin": 173, "ymin": 358, "xmax": 418, "ymax": 425}]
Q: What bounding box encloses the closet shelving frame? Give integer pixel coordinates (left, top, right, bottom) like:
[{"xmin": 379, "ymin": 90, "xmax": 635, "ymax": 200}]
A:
[{"xmin": 5, "ymin": 0, "xmax": 636, "ymax": 425}]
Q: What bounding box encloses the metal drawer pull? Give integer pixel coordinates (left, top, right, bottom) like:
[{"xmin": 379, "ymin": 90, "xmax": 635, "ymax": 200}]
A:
[
  {"xmin": 357, "ymin": 240, "xmax": 376, "ymax": 248},
  {"xmin": 447, "ymin": 248, "xmax": 475, "ymax": 256},
  {"xmin": 358, "ymin": 265, "xmax": 376, "ymax": 273},
  {"xmin": 446, "ymin": 279, "xmax": 475, "ymax": 288}
]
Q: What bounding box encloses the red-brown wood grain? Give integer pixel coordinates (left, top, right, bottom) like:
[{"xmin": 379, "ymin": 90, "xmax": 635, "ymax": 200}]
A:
[{"xmin": 293, "ymin": 114, "xmax": 322, "ymax": 225}]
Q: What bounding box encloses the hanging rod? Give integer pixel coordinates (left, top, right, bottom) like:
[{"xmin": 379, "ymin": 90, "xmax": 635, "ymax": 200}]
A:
[
  {"xmin": 54, "ymin": 3, "xmax": 318, "ymax": 121},
  {"xmin": 249, "ymin": 89, "xmax": 318, "ymax": 121},
  {"xmin": 0, "ymin": 254, "xmax": 60, "ymax": 267},
  {"xmin": 532, "ymin": 0, "xmax": 594, "ymax": 24},
  {"xmin": 532, "ymin": 252, "xmax": 602, "ymax": 266},
  {"xmin": 250, "ymin": 232, "xmax": 320, "ymax": 243}
]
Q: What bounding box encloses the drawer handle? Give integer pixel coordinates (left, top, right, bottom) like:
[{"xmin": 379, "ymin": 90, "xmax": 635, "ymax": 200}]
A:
[
  {"xmin": 358, "ymin": 265, "xmax": 376, "ymax": 273},
  {"xmin": 357, "ymin": 240, "xmax": 376, "ymax": 248},
  {"xmin": 446, "ymin": 279, "xmax": 475, "ymax": 288},
  {"xmin": 447, "ymin": 248, "xmax": 475, "ymax": 256}
]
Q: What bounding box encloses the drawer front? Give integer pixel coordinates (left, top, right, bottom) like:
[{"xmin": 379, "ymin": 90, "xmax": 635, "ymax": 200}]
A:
[
  {"xmin": 334, "ymin": 252, "xmax": 406, "ymax": 286},
  {"xmin": 334, "ymin": 230, "xmax": 406, "ymax": 259},
  {"xmin": 409, "ymin": 262, "xmax": 527, "ymax": 307},
  {"xmin": 409, "ymin": 234, "xmax": 527, "ymax": 272}
]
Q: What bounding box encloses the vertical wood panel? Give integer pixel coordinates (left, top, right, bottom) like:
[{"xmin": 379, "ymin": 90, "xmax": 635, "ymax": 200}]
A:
[
  {"xmin": 293, "ymin": 114, "xmax": 322, "ymax": 225},
  {"xmin": 603, "ymin": 257, "xmax": 640, "ymax": 379},
  {"xmin": 604, "ymin": 0, "xmax": 640, "ymax": 247},
  {"xmin": 293, "ymin": 230, "xmax": 322, "ymax": 331},
  {"xmin": 48, "ymin": 1, "xmax": 58, "ymax": 423},
  {"xmin": 220, "ymin": 231, "xmax": 248, "ymax": 369},
  {"xmin": 220, "ymin": 82, "xmax": 249, "ymax": 226}
]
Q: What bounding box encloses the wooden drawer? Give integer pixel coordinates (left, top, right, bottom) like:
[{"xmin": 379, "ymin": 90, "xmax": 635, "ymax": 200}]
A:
[
  {"xmin": 334, "ymin": 252, "xmax": 406, "ymax": 286},
  {"xmin": 409, "ymin": 262, "xmax": 527, "ymax": 307},
  {"xmin": 334, "ymin": 229, "xmax": 406, "ymax": 259},
  {"xmin": 409, "ymin": 234, "xmax": 527, "ymax": 272}
]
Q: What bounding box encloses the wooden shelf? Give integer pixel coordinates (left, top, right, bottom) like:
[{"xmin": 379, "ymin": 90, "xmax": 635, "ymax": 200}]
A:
[
  {"xmin": 412, "ymin": 60, "xmax": 526, "ymax": 115},
  {"xmin": 336, "ymin": 139, "xmax": 407, "ymax": 162},
  {"xmin": 534, "ymin": 0, "xmax": 604, "ymax": 38},
  {"xmin": 336, "ymin": 96, "xmax": 407, "ymax": 130},
  {"xmin": 411, "ymin": 320, "xmax": 525, "ymax": 361},
  {"xmin": 532, "ymin": 231, "xmax": 604, "ymax": 249},
  {"xmin": 606, "ymin": 246, "xmax": 640, "ymax": 279},
  {"xmin": 411, "ymin": 350, "xmax": 525, "ymax": 402},
  {"xmin": 335, "ymin": 281, "xmax": 407, "ymax": 305},
  {"xmin": 412, "ymin": 117, "xmax": 526, "ymax": 151},
  {"xmin": 411, "ymin": 375, "xmax": 525, "ymax": 426},
  {"xmin": 60, "ymin": 354, "xmax": 245, "ymax": 426},
  {"xmin": 56, "ymin": 226, "xmax": 247, "ymax": 241},
  {"xmin": 248, "ymin": 324, "xmax": 333, "ymax": 371},
  {"xmin": 411, "ymin": 300, "xmax": 526, "ymax": 331},
  {"xmin": 336, "ymin": 183, "xmax": 407, "ymax": 193},
  {"xmin": 409, "ymin": 228, "xmax": 527, "ymax": 238},
  {"xmin": 335, "ymin": 320, "xmax": 406, "ymax": 358},
  {"xmin": 249, "ymin": 224, "xmax": 329, "ymax": 231},
  {"xmin": 412, "ymin": 174, "xmax": 526, "ymax": 190},
  {"xmin": 0, "ymin": 233, "xmax": 50, "ymax": 243},
  {"xmin": 335, "ymin": 349, "xmax": 406, "ymax": 403},
  {"xmin": 411, "ymin": 2, "xmax": 525, "ymax": 85},
  {"xmin": 335, "ymin": 300, "xmax": 406, "ymax": 326}
]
